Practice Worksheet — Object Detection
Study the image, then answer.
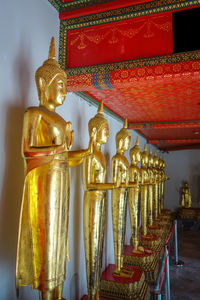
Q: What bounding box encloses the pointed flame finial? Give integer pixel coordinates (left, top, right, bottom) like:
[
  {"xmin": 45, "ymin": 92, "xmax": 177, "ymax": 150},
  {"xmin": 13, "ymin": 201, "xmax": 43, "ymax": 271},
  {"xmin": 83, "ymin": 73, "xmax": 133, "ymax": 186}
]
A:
[
  {"xmin": 150, "ymin": 147, "xmax": 152, "ymax": 155},
  {"xmin": 48, "ymin": 37, "xmax": 56, "ymax": 59},
  {"xmin": 123, "ymin": 118, "xmax": 128, "ymax": 129},
  {"xmin": 154, "ymin": 151, "xmax": 157, "ymax": 157},
  {"xmin": 97, "ymin": 100, "xmax": 104, "ymax": 114},
  {"xmin": 144, "ymin": 144, "xmax": 147, "ymax": 151},
  {"xmin": 136, "ymin": 136, "xmax": 139, "ymax": 146}
]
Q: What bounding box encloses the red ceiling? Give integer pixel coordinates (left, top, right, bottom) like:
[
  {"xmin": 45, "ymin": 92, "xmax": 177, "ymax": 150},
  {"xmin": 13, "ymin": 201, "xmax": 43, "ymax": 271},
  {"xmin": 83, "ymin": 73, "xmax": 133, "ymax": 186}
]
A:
[
  {"xmin": 50, "ymin": 0, "xmax": 200, "ymax": 151},
  {"xmin": 139, "ymin": 127, "xmax": 200, "ymax": 140},
  {"xmin": 84, "ymin": 69, "xmax": 200, "ymax": 123}
]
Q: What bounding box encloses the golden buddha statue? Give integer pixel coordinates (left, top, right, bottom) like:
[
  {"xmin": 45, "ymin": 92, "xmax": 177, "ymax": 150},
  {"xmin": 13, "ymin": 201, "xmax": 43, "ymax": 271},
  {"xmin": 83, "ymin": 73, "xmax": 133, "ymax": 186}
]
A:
[
  {"xmin": 111, "ymin": 119, "xmax": 133, "ymax": 277},
  {"xmin": 152, "ymin": 152, "xmax": 159, "ymax": 220},
  {"xmin": 128, "ymin": 136, "xmax": 141, "ymax": 252},
  {"xmin": 181, "ymin": 182, "xmax": 192, "ymax": 208},
  {"xmin": 140, "ymin": 144, "xmax": 149, "ymax": 237},
  {"xmin": 83, "ymin": 101, "xmax": 119, "ymax": 300},
  {"xmin": 16, "ymin": 37, "xmax": 93, "ymax": 300},
  {"xmin": 147, "ymin": 153, "xmax": 164, "ymax": 239},
  {"xmin": 147, "ymin": 148, "xmax": 154, "ymax": 227},
  {"xmin": 157, "ymin": 156, "xmax": 163, "ymax": 216},
  {"xmin": 161, "ymin": 159, "xmax": 168, "ymax": 211}
]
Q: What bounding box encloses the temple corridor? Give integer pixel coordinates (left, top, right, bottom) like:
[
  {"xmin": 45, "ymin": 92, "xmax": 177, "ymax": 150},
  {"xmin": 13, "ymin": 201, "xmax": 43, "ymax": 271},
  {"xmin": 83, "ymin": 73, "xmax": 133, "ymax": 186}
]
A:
[{"xmin": 170, "ymin": 230, "xmax": 200, "ymax": 300}]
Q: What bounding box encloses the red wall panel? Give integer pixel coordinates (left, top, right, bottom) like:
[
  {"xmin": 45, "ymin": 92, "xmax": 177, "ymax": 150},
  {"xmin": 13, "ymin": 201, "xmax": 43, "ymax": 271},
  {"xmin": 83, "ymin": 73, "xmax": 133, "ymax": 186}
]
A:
[{"xmin": 67, "ymin": 13, "xmax": 173, "ymax": 68}]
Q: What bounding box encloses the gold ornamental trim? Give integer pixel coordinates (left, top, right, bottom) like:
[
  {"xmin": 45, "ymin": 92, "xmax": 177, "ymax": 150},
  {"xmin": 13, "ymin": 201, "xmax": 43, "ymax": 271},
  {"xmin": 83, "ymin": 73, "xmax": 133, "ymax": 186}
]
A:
[
  {"xmin": 60, "ymin": 0, "xmax": 200, "ymax": 26},
  {"xmin": 64, "ymin": 51, "xmax": 200, "ymax": 76}
]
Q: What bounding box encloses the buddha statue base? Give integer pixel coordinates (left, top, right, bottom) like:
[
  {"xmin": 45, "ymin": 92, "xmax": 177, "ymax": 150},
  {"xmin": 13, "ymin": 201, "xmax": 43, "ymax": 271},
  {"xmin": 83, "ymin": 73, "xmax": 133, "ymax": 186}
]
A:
[
  {"xmin": 154, "ymin": 217, "xmax": 172, "ymax": 233},
  {"xmin": 100, "ymin": 264, "xmax": 150, "ymax": 300},
  {"xmin": 177, "ymin": 207, "xmax": 200, "ymax": 220},
  {"xmin": 140, "ymin": 234, "xmax": 163, "ymax": 259},
  {"xmin": 148, "ymin": 224, "xmax": 167, "ymax": 240},
  {"xmin": 123, "ymin": 245, "xmax": 159, "ymax": 283}
]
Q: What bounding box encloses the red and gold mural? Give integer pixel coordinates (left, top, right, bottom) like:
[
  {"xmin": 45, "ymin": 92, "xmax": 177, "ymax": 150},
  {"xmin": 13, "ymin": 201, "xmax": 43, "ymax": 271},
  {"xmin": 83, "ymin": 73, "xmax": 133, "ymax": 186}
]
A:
[{"xmin": 67, "ymin": 14, "xmax": 173, "ymax": 67}]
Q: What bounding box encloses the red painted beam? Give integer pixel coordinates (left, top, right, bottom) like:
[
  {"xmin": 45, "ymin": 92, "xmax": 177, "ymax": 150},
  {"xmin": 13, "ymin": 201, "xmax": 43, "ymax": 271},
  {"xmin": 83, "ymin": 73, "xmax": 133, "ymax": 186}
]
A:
[
  {"xmin": 129, "ymin": 121, "xmax": 200, "ymax": 130},
  {"xmin": 160, "ymin": 144, "xmax": 200, "ymax": 151},
  {"xmin": 148, "ymin": 138, "xmax": 200, "ymax": 144},
  {"xmin": 59, "ymin": 0, "xmax": 153, "ymax": 20}
]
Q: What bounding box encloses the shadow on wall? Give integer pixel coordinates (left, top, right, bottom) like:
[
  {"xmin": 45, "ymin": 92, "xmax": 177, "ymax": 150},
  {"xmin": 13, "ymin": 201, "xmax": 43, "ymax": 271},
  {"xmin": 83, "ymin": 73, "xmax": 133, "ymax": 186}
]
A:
[
  {"xmin": 191, "ymin": 164, "xmax": 200, "ymax": 207},
  {"xmin": 0, "ymin": 41, "xmax": 31, "ymax": 300},
  {"xmin": 69, "ymin": 112, "xmax": 84, "ymax": 300}
]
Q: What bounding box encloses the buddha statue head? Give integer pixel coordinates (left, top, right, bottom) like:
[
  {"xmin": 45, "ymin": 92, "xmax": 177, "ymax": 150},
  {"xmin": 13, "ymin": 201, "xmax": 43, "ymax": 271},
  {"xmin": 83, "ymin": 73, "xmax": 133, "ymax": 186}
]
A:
[
  {"xmin": 153, "ymin": 152, "xmax": 159, "ymax": 168},
  {"xmin": 116, "ymin": 118, "xmax": 131, "ymax": 152},
  {"xmin": 148, "ymin": 147, "xmax": 154, "ymax": 167},
  {"xmin": 184, "ymin": 182, "xmax": 189, "ymax": 188},
  {"xmin": 88, "ymin": 100, "xmax": 109, "ymax": 145},
  {"xmin": 141, "ymin": 144, "xmax": 148, "ymax": 167},
  {"xmin": 35, "ymin": 37, "xmax": 67, "ymax": 110},
  {"xmin": 130, "ymin": 136, "xmax": 141, "ymax": 165}
]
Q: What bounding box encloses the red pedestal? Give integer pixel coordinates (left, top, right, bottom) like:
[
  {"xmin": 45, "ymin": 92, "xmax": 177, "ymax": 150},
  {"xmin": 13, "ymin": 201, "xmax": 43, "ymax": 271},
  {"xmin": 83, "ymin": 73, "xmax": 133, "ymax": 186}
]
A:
[
  {"xmin": 124, "ymin": 245, "xmax": 159, "ymax": 282},
  {"xmin": 101, "ymin": 263, "xmax": 143, "ymax": 283},
  {"xmin": 100, "ymin": 264, "xmax": 150, "ymax": 300}
]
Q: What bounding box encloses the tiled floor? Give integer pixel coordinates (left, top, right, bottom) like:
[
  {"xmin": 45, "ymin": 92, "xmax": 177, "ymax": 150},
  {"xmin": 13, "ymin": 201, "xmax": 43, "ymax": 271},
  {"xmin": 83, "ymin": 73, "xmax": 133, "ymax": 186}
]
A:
[{"xmin": 170, "ymin": 230, "xmax": 200, "ymax": 300}]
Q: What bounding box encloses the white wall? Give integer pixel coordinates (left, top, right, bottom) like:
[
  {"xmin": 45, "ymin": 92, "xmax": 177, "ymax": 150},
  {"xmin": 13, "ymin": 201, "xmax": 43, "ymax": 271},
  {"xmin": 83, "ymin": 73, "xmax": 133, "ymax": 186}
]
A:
[
  {"xmin": 0, "ymin": 1, "xmax": 151, "ymax": 300},
  {"xmin": 164, "ymin": 150, "xmax": 200, "ymax": 211}
]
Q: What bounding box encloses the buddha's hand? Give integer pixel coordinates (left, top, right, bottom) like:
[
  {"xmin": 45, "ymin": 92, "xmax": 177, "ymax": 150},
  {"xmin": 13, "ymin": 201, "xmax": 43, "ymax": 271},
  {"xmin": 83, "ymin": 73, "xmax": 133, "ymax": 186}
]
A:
[
  {"xmin": 88, "ymin": 134, "xmax": 94, "ymax": 154},
  {"xmin": 65, "ymin": 122, "xmax": 74, "ymax": 150},
  {"xmin": 115, "ymin": 172, "xmax": 121, "ymax": 188}
]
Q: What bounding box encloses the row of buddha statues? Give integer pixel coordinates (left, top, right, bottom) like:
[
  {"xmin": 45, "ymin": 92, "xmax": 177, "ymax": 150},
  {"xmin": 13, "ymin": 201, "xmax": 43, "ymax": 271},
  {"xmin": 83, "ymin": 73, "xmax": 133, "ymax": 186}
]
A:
[{"xmin": 16, "ymin": 37, "xmax": 172, "ymax": 300}]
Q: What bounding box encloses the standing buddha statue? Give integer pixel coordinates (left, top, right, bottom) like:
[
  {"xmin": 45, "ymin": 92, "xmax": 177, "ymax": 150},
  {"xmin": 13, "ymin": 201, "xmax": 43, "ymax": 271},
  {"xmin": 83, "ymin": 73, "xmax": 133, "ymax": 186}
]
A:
[
  {"xmin": 111, "ymin": 119, "xmax": 132, "ymax": 277},
  {"xmin": 140, "ymin": 144, "xmax": 149, "ymax": 237},
  {"xmin": 83, "ymin": 101, "xmax": 119, "ymax": 300},
  {"xmin": 152, "ymin": 152, "xmax": 159, "ymax": 221},
  {"xmin": 157, "ymin": 157, "xmax": 162, "ymax": 217},
  {"xmin": 101, "ymin": 126, "xmax": 151, "ymax": 300},
  {"xmin": 140, "ymin": 149, "xmax": 162, "ymax": 255},
  {"xmin": 148, "ymin": 153, "xmax": 165, "ymax": 239},
  {"xmin": 181, "ymin": 182, "xmax": 192, "ymax": 208},
  {"xmin": 123, "ymin": 140, "xmax": 158, "ymax": 286},
  {"xmin": 16, "ymin": 37, "xmax": 93, "ymax": 300},
  {"xmin": 147, "ymin": 148, "xmax": 154, "ymax": 228},
  {"xmin": 128, "ymin": 136, "xmax": 141, "ymax": 252}
]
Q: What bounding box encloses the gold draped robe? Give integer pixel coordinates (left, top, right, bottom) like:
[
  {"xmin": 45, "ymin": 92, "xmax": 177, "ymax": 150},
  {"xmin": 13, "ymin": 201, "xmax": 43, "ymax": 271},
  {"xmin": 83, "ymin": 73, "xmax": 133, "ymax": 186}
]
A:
[{"xmin": 16, "ymin": 107, "xmax": 71, "ymax": 291}]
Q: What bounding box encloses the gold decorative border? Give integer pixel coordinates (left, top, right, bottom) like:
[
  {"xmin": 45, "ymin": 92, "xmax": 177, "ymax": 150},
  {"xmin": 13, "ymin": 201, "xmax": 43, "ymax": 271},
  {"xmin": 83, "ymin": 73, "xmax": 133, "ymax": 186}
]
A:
[
  {"xmin": 60, "ymin": 0, "xmax": 200, "ymax": 27},
  {"xmin": 64, "ymin": 50, "xmax": 200, "ymax": 76},
  {"xmin": 124, "ymin": 251, "xmax": 157, "ymax": 271},
  {"xmin": 48, "ymin": 0, "xmax": 114, "ymax": 12}
]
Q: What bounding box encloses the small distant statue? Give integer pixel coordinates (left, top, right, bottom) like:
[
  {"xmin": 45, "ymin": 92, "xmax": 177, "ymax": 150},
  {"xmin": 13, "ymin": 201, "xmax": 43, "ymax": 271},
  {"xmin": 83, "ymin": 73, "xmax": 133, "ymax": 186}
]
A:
[{"xmin": 181, "ymin": 182, "xmax": 192, "ymax": 208}]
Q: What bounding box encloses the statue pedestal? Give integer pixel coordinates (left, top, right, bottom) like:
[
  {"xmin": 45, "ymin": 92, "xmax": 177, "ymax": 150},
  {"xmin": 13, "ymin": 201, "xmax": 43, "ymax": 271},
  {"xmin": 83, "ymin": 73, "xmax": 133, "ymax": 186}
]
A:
[
  {"xmin": 177, "ymin": 207, "xmax": 200, "ymax": 219},
  {"xmin": 100, "ymin": 264, "xmax": 150, "ymax": 300},
  {"xmin": 155, "ymin": 216, "xmax": 171, "ymax": 227},
  {"xmin": 140, "ymin": 234, "xmax": 163, "ymax": 259},
  {"xmin": 148, "ymin": 223, "xmax": 168, "ymax": 240},
  {"xmin": 123, "ymin": 245, "xmax": 159, "ymax": 282},
  {"xmin": 176, "ymin": 207, "xmax": 200, "ymax": 230}
]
